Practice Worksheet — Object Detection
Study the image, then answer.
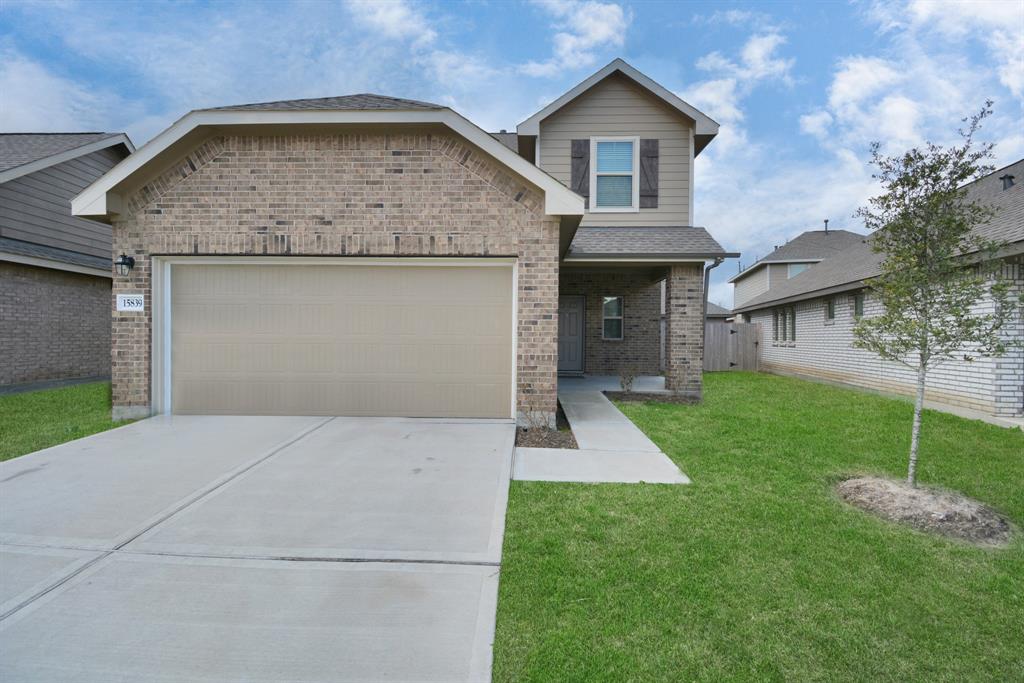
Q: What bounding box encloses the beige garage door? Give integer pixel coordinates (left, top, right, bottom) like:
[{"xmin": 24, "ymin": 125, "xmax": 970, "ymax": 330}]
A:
[{"xmin": 170, "ymin": 263, "xmax": 514, "ymax": 418}]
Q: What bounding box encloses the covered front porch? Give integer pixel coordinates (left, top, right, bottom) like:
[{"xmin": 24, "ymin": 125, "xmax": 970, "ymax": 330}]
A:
[{"xmin": 554, "ymin": 225, "xmax": 738, "ymax": 400}]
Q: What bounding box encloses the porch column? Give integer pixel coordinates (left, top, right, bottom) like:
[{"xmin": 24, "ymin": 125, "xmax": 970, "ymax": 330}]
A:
[{"xmin": 664, "ymin": 263, "xmax": 704, "ymax": 397}]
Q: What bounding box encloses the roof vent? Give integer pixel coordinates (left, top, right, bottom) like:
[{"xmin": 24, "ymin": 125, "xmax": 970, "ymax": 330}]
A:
[
  {"xmin": 823, "ymin": 218, "xmax": 829, "ymax": 234},
  {"xmin": 1000, "ymin": 174, "xmax": 1015, "ymax": 190},
  {"xmin": 500, "ymin": 129, "xmax": 507, "ymax": 134}
]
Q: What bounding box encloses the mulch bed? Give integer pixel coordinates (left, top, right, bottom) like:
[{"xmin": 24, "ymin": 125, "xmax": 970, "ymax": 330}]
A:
[
  {"xmin": 837, "ymin": 476, "xmax": 1014, "ymax": 547},
  {"xmin": 515, "ymin": 404, "xmax": 578, "ymax": 449},
  {"xmin": 603, "ymin": 391, "xmax": 698, "ymax": 405}
]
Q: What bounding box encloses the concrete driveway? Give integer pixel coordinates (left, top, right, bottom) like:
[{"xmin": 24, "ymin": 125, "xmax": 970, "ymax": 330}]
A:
[{"xmin": 0, "ymin": 415, "xmax": 515, "ymax": 682}]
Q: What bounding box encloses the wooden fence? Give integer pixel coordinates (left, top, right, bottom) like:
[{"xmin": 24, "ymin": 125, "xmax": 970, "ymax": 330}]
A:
[{"xmin": 704, "ymin": 322, "xmax": 759, "ymax": 371}]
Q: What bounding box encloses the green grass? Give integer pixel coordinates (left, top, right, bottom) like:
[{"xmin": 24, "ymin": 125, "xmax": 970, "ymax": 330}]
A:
[
  {"xmin": 0, "ymin": 381, "xmax": 122, "ymax": 461},
  {"xmin": 494, "ymin": 372, "xmax": 1024, "ymax": 682}
]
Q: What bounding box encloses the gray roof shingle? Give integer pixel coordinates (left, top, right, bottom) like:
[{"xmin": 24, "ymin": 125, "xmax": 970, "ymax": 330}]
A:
[
  {"xmin": 706, "ymin": 302, "xmax": 732, "ymax": 317},
  {"xmin": 490, "ymin": 132, "xmax": 518, "ymax": 152},
  {"xmin": 567, "ymin": 226, "xmax": 733, "ymax": 258},
  {"xmin": 204, "ymin": 94, "xmax": 444, "ymax": 112},
  {"xmin": 0, "ymin": 133, "xmax": 123, "ymax": 174},
  {"xmin": 737, "ymin": 159, "xmax": 1024, "ymax": 311},
  {"xmin": 730, "ymin": 229, "xmax": 864, "ymax": 282}
]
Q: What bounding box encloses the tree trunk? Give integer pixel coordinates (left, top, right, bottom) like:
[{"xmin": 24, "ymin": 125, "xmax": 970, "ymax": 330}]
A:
[{"xmin": 907, "ymin": 364, "xmax": 927, "ymax": 487}]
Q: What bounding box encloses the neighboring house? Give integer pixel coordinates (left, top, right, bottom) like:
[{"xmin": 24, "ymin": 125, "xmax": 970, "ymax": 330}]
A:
[
  {"xmin": 734, "ymin": 160, "xmax": 1024, "ymax": 419},
  {"xmin": 71, "ymin": 59, "xmax": 736, "ymax": 425},
  {"xmin": 706, "ymin": 301, "xmax": 732, "ymax": 322},
  {"xmin": 1, "ymin": 133, "xmax": 134, "ymax": 387},
  {"xmin": 729, "ymin": 228, "xmax": 864, "ymax": 308}
]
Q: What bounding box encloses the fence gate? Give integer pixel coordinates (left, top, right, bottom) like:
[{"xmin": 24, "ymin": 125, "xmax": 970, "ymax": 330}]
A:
[{"xmin": 704, "ymin": 322, "xmax": 759, "ymax": 371}]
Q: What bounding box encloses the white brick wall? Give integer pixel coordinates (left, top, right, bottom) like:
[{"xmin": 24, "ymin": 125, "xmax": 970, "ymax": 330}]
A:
[{"xmin": 748, "ymin": 260, "xmax": 1023, "ymax": 416}]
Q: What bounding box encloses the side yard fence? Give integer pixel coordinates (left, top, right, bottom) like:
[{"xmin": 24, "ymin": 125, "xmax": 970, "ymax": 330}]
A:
[{"xmin": 704, "ymin": 322, "xmax": 759, "ymax": 372}]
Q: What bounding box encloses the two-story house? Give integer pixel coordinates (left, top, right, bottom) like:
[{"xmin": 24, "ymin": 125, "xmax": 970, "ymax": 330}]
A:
[
  {"xmin": 1, "ymin": 133, "xmax": 134, "ymax": 388},
  {"xmin": 71, "ymin": 59, "xmax": 735, "ymax": 426},
  {"xmin": 729, "ymin": 228, "xmax": 863, "ymax": 309}
]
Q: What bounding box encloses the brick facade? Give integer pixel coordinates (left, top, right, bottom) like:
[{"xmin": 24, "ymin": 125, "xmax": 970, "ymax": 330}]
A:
[
  {"xmin": 558, "ymin": 269, "xmax": 662, "ymax": 375},
  {"xmin": 664, "ymin": 263, "xmax": 705, "ymax": 396},
  {"xmin": 748, "ymin": 259, "xmax": 1024, "ymax": 416},
  {"xmin": 0, "ymin": 261, "xmax": 111, "ymax": 386},
  {"xmin": 110, "ymin": 130, "xmax": 560, "ymax": 424}
]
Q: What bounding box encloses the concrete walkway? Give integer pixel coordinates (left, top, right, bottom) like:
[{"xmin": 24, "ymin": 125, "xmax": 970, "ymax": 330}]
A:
[
  {"xmin": 1, "ymin": 416, "xmax": 513, "ymax": 682},
  {"xmin": 513, "ymin": 388, "xmax": 689, "ymax": 485}
]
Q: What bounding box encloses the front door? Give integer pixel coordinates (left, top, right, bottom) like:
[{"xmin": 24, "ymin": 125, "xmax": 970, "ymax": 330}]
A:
[{"xmin": 558, "ymin": 295, "xmax": 585, "ymax": 374}]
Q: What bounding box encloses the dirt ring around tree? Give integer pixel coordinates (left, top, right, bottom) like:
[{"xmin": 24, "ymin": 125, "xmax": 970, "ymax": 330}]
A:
[{"xmin": 837, "ymin": 476, "xmax": 1014, "ymax": 548}]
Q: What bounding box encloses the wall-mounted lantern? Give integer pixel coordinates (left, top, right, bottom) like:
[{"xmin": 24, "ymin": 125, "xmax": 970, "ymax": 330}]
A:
[{"xmin": 114, "ymin": 253, "xmax": 135, "ymax": 277}]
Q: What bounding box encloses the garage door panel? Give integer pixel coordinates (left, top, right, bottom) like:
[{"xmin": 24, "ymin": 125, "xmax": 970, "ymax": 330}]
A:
[{"xmin": 171, "ymin": 264, "xmax": 513, "ymax": 417}]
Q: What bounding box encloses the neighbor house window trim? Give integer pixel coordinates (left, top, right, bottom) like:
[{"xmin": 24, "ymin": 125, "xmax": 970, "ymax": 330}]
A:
[
  {"xmin": 853, "ymin": 292, "xmax": 865, "ymax": 319},
  {"xmin": 589, "ymin": 136, "xmax": 640, "ymax": 213},
  {"xmin": 602, "ymin": 295, "xmax": 625, "ymax": 340}
]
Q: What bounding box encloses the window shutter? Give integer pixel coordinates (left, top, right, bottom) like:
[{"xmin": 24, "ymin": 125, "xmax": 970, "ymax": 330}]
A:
[
  {"xmin": 570, "ymin": 139, "xmax": 589, "ymax": 208},
  {"xmin": 639, "ymin": 138, "xmax": 659, "ymax": 208}
]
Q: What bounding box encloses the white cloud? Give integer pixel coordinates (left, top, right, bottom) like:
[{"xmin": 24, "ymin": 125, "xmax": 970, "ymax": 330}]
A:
[
  {"xmin": 0, "ymin": 50, "xmax": 138, "ymax": 133},
  {"xmin": 682, "ymin": 31, "xmax": 794, "ymax": 154},
  {"xmin": 827, "ymin": 56, "xmax": 902, "ymax": 114},
  {"xmin": 345, "ymin": 0, "xmax": 437, "ymax": 47},
  {"xmin": 520, "ymin": 0, "xmax": 631, "ymax": 77},
  {"xmin": 799, "ymin": 110, "xmax": 833, "ymax": 139}
]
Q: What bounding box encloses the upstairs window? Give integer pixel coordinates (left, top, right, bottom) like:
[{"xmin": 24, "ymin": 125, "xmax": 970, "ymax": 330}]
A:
[{"xmin": 591, "ymin": 138, "xmax": 639, "ymax": 212}]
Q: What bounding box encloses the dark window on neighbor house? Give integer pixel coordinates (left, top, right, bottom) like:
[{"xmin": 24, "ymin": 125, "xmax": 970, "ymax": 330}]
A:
[
  {"xmin": 826, "ymin": 298, "xmax": 836, "ymax": 321},
  {"xmin": 787, "ymin": 307, "xmax": 797, "ymax": 342},
  {"xmin": 772, "ymin": 310, "xmax": 780, "ymax": 341},
  {"xmin": 854, "ymin": 293, "xmax": 864, "ymax": 318},
  {"xmin": 602, "ymin": 296, "xmax": 624, "ymax": 340}
]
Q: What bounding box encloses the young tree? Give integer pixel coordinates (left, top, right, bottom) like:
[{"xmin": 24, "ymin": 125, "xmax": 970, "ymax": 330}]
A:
[{"xmin": 854, "ymin": 102, "xmax": 1021, "ymax": 486}]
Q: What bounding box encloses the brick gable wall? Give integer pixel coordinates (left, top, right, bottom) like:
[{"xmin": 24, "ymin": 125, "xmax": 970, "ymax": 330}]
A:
[{"xmin": 110, "ymin": 130, "xmax": 560, "ymax": 423}]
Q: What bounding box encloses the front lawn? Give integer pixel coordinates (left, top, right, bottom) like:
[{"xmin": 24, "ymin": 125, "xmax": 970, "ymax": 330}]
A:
[
  {"xmin": 494, "ymin": 372, "xmax": 1024, "ymax": 681},
  {"xmin": 0, "ymin": 381, "xmax": 121, "ymax": 461}
]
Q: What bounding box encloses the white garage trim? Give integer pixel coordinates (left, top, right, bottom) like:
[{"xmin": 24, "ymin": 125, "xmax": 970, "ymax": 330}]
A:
[{"xmin": 151, "ymin": 257, "xmax": 518, "ymax": 419}]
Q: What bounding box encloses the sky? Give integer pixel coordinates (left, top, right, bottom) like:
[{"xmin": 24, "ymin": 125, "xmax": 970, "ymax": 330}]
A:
[{"xmin": 2, "ymin": 0, "xmax": 1022, "ymax": 306}]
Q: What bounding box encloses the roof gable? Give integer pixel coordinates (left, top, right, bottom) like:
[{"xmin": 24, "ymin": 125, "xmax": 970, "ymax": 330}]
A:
[
  {"xmin": 517, "ymin": 58, "xmax": 719, "ymax": 155},
  {"xmin": 72, "ymin": 103, "xmax": 584, "ymax": 220}
]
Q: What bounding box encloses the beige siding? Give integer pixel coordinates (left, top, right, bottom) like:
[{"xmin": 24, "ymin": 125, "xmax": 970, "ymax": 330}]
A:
[
  {"xmin": 538, "ymin": 73, "xmax": 692, "ymax": 226},
  {"xmin": 732, "ymin": 267, "xmax": 769, "ymax": 308},
  {"xmin": 767, "ymin": 263, "xmax": 791, "ymax": 289}
]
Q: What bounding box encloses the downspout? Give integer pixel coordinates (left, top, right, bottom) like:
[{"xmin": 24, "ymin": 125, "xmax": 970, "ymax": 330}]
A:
[{"xmin": 701, "ymin": 257, "xmax": 725, "ymax": 382}]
